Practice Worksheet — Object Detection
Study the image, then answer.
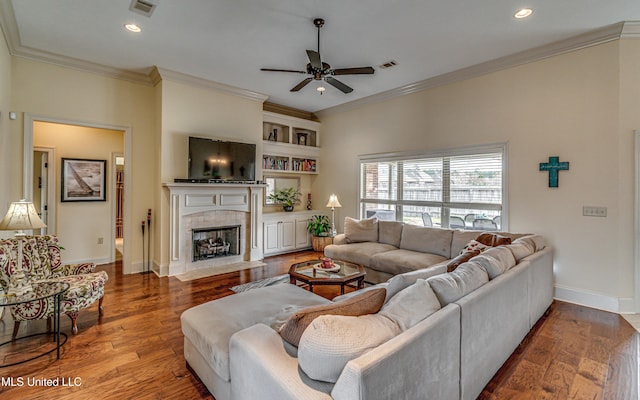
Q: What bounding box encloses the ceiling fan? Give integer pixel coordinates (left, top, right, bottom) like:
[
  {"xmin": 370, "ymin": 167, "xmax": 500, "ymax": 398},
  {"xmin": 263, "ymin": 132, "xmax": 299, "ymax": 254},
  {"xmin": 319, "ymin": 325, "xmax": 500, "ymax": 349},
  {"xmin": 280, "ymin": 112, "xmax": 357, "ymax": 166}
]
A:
[{"xmin": 260, "ymin": 18, "xmax": 375, "ymax": 94}]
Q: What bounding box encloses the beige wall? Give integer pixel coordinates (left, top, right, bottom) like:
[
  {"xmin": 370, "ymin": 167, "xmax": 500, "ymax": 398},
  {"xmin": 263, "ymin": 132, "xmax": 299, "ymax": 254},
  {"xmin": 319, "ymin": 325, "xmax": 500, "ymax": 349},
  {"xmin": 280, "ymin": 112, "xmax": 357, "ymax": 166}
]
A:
[
  {"xmin": 0, "ymin": 33, "xmax": 13, "ymax": 226},
  {"xmin": 157, "ymin": 78, "xmax": 264, "ymax": 266},
  {"xmin": 33, "ymin": 121, "xmax": 124, "ymax": 263},
  {"xmin": 317, "ymin": 40, "xmax": 633, "ymax": 311},
  {"xmin": 7, "ymin": 57, "xmax": 156, "ymax": 272}
]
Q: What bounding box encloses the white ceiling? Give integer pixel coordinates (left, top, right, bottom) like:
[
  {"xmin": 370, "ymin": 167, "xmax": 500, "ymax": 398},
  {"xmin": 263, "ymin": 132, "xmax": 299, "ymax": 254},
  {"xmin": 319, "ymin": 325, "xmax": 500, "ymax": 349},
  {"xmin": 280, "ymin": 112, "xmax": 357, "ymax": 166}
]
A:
[{"xmin": 2, "ymin": 0, "xmax": 640, "ymax": 113}]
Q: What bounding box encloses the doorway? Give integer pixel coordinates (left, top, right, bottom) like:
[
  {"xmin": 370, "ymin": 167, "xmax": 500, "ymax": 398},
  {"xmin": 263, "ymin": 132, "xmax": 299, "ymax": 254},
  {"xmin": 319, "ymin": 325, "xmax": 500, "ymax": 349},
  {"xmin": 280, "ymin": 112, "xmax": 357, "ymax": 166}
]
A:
[{"xmin": 23, "ymin": 114, "xmax": 131, "ymax": 271}]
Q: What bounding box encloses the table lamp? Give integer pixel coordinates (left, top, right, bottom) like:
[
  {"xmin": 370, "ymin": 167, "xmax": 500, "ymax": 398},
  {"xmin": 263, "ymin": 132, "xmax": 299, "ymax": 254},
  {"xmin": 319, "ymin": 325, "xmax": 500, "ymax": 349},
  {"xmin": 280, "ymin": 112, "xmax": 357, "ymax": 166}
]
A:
[
  {"xmin": 0, "ymin": 199, "xmax": 47, "ymax": 295},
  {"xmin": 326, "ymin": 194, "xmax": 341, "ymax": 237}
]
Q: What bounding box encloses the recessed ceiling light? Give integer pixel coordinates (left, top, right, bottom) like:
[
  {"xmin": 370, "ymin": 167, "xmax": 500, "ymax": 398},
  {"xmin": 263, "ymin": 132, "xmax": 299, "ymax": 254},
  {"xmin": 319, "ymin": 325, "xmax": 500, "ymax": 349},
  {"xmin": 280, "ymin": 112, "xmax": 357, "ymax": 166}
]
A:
[
  {"xmin": 514, "ymin": 8, "xmax": 533, "ymax": 19},
  {"xmin": 124, "ymin": 23, "xmax": 142, "ymax": 33}
]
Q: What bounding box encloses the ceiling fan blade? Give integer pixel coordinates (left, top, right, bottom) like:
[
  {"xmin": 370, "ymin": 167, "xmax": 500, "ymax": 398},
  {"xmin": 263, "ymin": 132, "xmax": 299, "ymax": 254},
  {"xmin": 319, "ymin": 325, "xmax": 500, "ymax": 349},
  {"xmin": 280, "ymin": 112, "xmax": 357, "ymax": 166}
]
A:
[
  {"xmin": 261, "ymin": 68, "xmax": 307, "ymax": 74},
  {"xmin": 332, "ymin": 67, "xmax": 375, "ymax": 75},
  {"xmin": 290, "ymin": 77, "xmax": 313, "ymax": 92},
  {"xmin": 306, "ymin": 50, "xmax": 322, "ymax": 69},
  {"xmin": 325, "ymin": 77, "xmax": 353, "ymax": 93}
]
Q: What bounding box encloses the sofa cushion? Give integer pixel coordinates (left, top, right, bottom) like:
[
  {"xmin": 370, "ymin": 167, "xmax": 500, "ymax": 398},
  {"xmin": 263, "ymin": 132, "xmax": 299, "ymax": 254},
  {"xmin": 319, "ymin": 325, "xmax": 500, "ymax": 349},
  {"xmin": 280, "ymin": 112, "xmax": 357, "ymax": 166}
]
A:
[
  {"xmin": 380, "ymin": 279, "xmax": 442, "ymax": 330},
  {"xmin": 279, "ymin": 288, "xmax": 386, "ymax": 347},
  {"xmin": 378, "ymin": 220, "xmax": 403, "ymax": 247},
  {"xmin": 399, "ymin": 225, "xmax": 453, "ymax": 258},
  {"xmin": 475, "ymin": 233, "xmax": 512, "ymax": 247},
  {"xmin": 324, "ymin": 242, "xmax": 397, "ymax": 267},
  {"xmin": 384, "ymin": 263, "xmax": 448, "ymax": 301},
  {"xmin": 446, "ymin": 249, "xmax": 481, "ymax": 272},
  {"xmin": 506, "ymin": 241, "xmax": 535, "ymax": 261},
  {"xmin": 370, "ymin": 249, "xmax": 447, "ymax": 276},
  {"xmin": 298, "ymin": 313, "xmax": 400, "ymax": 383},
  {"xmin": 427, "ymin": 262, "xmax": 489, "ymax": 306},
  {"xmin": 515, "ymin": 234, "xmax": 546, "ymax": 252},
  {"xmin": 344, "ymin": 217, "xmax": 379, "ymax": 243},
  {"xmin": 471, "ymin": 246, "xmax": 517, "ymax": 279},
  {"xmin": 180, "ymin": 284, "xmax": 330, "ymax": 382}
]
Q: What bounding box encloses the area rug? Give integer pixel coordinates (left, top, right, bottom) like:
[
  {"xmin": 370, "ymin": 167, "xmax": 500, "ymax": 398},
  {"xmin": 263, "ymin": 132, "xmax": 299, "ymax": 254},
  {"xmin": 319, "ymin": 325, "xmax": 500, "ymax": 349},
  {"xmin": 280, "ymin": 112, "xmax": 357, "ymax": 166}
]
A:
[
  {"xmin": 231, "ymin": 274, "xmax": 289, "ymax": 293},
  {"xmin": 175, "ymin": 261, "xmax": 267, "ymax": 282}
]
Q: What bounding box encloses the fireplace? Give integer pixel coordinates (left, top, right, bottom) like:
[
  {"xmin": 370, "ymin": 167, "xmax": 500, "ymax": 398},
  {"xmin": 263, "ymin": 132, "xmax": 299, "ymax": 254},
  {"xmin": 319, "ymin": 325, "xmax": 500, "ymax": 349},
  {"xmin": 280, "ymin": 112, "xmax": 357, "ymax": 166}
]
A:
[
  {"xmin": 163, "ymin": 182, "xmax": 265, "ymax": 276},
  {"xmin": 193, "ymin": 225, "xmax": 240, "ymax": 262}
]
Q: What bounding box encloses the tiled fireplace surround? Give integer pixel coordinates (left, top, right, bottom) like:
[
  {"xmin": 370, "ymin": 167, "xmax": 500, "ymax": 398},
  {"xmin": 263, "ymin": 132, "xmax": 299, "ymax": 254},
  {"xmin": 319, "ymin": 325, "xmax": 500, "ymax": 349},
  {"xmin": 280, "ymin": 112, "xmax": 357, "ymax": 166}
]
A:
[{"xmin": 162, "ymin": 183, "xmax": 265, "ymax": 276}]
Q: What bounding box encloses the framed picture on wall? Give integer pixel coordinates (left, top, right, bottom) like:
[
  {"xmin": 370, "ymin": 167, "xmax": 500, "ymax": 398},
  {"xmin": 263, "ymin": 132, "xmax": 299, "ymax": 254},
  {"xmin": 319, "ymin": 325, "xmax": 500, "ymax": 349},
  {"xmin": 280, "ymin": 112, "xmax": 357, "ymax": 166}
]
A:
[{"xmin": 61, "ymin": 158, "xmax": 106, "ymax": 202}]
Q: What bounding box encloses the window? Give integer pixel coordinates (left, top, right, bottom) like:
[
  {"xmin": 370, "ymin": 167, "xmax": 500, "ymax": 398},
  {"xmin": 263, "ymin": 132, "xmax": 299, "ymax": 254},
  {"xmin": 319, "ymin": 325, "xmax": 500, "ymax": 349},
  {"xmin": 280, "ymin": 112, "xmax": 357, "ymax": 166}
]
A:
[{"xmin": 359, "ymin": 144, "xmax": 506, "ymax": 231}]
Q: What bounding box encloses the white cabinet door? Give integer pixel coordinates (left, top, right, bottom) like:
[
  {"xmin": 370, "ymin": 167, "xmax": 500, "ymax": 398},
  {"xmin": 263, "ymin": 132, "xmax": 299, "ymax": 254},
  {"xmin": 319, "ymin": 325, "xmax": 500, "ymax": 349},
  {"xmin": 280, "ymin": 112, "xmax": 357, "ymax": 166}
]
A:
[
  {"xmin": 280, "ymin": 220, "xmax": 295, "ymax": 251},
  {"xmin": 264, "ymin": 221, "xmax": 280, "ymax": 254},
  {"xmin": 295, "ymin": 219, "xmax": 311, "ymax": 248}
]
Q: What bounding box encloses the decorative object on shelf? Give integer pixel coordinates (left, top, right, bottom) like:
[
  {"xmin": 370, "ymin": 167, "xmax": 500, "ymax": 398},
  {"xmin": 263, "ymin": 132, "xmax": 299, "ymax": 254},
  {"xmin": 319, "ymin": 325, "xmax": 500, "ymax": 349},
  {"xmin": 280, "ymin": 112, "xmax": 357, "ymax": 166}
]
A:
[
  {"xmin": 267, "ymin": 187, "xmax": 301, "ymax": 212},
  {"xmin": 539, "ymin": 156, "xmax": 569, "ymax": 188},
  {"xmin": 326, "ymin": 194, "xmax": 342, "ymax": 237},
  {"xmin": 297, "ymin": 132, "xmax": 308, "ymax": 146},
  {"xmin": 61, "ymin": 158, "xmax": 107, "ymax": 202},
  {"xmin": 306, "ymin": 192, "xmax": 312, "ymax": 210},
  {"xmin": 0, "ymin": 199, "xmax": 47, "ymax": 295}
]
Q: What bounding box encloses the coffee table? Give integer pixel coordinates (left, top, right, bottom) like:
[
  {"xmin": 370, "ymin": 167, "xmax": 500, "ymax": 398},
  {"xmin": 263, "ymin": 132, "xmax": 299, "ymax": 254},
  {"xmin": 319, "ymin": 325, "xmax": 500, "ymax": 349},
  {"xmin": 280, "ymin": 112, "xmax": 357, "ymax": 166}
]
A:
[{"xmin": 288, "ymin": 259, "xmax": 365, "ymax": 295}]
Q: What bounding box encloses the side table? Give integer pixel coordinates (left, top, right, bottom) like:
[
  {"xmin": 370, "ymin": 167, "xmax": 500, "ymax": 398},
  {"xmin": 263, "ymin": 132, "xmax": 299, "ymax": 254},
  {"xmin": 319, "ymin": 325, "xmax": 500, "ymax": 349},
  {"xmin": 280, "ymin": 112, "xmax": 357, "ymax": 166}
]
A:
[{"xmin": 0, "ymin": 281, "xmax": 70, "ymax": 367}]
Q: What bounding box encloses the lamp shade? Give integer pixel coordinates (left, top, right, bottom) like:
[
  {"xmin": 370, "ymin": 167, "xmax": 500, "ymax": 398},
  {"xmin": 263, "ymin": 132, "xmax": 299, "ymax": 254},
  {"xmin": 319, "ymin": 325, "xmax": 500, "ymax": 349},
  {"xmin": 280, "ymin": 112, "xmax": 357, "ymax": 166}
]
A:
[
  {"xmin": 0, "ymin": 199, "xmax": 47, "ymax": 231},
  {"xmin": 326, "ymin": 194, "xmax": 341, "ymax": 208}
]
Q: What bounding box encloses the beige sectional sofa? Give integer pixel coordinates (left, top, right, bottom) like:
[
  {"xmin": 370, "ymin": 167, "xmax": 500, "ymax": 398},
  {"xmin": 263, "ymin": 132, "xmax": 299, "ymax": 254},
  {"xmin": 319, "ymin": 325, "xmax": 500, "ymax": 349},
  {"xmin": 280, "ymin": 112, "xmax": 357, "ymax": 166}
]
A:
[
  {"xmin": 325, "ymin": 217, "xmax": 511, "ymax": 283},
  {"xmin": 181, "ymin": 219, "xmax": 553, "ymax": 400}
]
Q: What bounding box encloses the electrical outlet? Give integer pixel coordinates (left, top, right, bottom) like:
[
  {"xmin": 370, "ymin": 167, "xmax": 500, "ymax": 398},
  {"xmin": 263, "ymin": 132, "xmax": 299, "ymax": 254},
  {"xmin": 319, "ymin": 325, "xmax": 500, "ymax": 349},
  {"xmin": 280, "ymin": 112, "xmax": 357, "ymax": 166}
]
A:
[
  {"xmin": 583, "ymin": 206, "xmax": 607, "ymax": 217},
  {"xmin": 97, "ymin": 237, "xmax": 104, "ymax": 245}
]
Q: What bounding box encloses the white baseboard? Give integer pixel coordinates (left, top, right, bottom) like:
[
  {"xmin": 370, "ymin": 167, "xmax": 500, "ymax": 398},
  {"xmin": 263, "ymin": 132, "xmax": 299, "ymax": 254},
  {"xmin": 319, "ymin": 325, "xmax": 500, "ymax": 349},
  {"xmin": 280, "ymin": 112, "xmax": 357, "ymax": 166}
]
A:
[{"xmin": 554, "ymin": 284, "xmax": 633, "ymax": 313}]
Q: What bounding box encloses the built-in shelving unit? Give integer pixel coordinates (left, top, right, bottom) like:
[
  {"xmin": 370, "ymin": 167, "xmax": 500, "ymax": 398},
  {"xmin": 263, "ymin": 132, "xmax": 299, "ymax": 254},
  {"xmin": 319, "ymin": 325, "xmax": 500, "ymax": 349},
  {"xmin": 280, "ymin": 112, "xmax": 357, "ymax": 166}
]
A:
[{"xmin": 262, "ymin": 112, "xmax": 320, "ymax": 174}]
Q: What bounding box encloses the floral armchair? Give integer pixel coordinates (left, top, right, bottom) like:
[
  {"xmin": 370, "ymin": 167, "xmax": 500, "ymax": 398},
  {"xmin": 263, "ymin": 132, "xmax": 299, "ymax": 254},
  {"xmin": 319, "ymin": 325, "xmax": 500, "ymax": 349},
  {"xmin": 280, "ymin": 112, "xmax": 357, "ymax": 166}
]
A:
[{"xmin": 0, "ymin": 235, "xmax": 108, "ymax": 337}]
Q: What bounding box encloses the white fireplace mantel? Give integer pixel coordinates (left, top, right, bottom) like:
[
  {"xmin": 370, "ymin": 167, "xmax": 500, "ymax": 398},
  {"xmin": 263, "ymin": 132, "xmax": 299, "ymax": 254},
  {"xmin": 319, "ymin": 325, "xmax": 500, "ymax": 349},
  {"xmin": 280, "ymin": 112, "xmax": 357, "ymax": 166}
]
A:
[{"xmin": 163, "ymin": 182, "xmax": 265, "ymax": 276}]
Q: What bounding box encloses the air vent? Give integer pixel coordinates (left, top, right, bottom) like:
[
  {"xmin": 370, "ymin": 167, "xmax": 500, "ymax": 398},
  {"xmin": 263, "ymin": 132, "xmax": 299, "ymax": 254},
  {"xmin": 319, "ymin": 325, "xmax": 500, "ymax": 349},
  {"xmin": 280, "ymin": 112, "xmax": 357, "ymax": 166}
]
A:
[
  {"xmin": 129, "ymin": 0, "xmax": 157, "ymax": 17},
  {"xmin": 379, "ymin": 60, "xmax": 398, "ymax": 69}
]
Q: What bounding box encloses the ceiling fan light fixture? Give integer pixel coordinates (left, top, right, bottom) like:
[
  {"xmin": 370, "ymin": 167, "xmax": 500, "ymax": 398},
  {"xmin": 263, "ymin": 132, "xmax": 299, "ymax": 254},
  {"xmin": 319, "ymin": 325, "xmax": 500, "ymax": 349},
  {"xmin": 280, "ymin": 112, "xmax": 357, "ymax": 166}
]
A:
[
  {"xmin": 124, "ymin": 23, "xmax": 142, "ymax": 33},
  {"xmin": 317, "ymin": 85, "xmax": 326, "ymax": 94},
  {"xmin": 514, "ymin": 8, "xmax": 533, "ymax": 19}
]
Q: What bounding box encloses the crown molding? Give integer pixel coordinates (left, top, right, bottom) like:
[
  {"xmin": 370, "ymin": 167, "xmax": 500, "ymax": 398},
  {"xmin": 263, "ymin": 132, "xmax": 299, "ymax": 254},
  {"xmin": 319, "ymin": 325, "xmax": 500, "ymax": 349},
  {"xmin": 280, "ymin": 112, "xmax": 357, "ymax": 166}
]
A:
[
  {"xmin": 621, "ymin": 21, "xmax": 640, "ymax": 37},
  {"xmin": 317, "ymin": 22, "xmax": 630, "ymax": 117},
  {"xmin": 152, "ymin": 67, "xmax": 268, "ymax": 103}
]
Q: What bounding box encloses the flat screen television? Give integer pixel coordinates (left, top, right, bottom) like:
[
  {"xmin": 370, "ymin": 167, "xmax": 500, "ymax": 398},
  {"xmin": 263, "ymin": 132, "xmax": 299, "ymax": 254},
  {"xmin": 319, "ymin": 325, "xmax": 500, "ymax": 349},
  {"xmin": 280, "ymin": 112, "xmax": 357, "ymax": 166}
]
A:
[{"xmin": 188, "ymin": 137, "xmax": 256, "ymax": 181}]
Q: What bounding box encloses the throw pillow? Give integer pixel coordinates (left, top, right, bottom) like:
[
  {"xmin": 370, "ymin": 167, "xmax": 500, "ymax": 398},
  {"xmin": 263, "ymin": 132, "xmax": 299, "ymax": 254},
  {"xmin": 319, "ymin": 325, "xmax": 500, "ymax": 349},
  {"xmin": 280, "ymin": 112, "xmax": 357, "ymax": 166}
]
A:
[
  {"xmin": 460, "ymin": 240, "xmax": 490, "ymax": 254},
  {"xmin": 446, "ymin": 249, "xmax": 481, "ymax": 272},
  {"xmin": 344, "ymin": 217, "xmax": 379, "ymax": 243},
  {"xmin": 298, "ymin": 313, "xmax": 400, "ymax": 383},
  {"xmin": 475, "ymin": 233, "xmax": 512, "ymax": 247},
  {"xmin": 379, "ymin": 279, "xmax": 441, "ymax": 331},
  {"xmin": 279, "ymin": 287, "xmax": 386, "ymax": 346}
]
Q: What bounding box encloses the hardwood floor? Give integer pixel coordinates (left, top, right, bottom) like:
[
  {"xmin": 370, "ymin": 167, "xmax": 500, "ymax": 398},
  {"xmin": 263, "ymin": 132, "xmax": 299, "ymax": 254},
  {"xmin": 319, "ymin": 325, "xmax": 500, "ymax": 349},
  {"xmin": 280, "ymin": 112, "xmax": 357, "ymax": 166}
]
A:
[{"xmin": 0, "ymin": 251, "xmax": 637, "ymax": 399}]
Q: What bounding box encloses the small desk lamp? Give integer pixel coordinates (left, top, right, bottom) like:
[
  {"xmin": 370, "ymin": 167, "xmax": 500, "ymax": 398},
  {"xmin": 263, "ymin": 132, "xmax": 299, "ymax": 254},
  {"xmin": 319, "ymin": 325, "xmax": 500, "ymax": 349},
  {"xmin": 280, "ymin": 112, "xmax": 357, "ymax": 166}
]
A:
[
  {"xmin": 326, "ymin": 194, "xmax": 341, "ymax": 237},
  {"xmin": 0, "ymin": 199, "xmax": 47, "ymax": 295}
]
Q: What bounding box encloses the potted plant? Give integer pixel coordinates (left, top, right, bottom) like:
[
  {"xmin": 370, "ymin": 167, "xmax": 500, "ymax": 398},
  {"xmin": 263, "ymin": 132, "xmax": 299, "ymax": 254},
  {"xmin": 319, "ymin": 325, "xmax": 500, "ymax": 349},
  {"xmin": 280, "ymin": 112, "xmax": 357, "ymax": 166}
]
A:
[
  {"xmin": 267, "ymin": 187, "xmax": 301, "ymax": 212},
  {"xmin": 307, "ymin": 215, "xmax": 332, "ymax": 251}
]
